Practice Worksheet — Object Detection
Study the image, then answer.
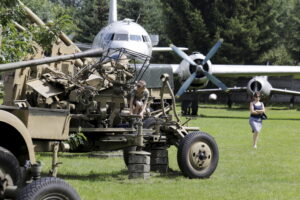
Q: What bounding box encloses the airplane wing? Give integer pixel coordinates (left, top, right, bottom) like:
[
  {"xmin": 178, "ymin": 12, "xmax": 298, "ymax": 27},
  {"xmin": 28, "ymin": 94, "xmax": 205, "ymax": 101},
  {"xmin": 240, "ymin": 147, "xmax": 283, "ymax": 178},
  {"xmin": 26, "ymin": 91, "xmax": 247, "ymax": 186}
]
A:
[
  {"xmin": 271, "ymin": 88, "xmax": 300, "ymax": 96},
  {"xmin": 211, "ymin": 64, "xmax": 300, "ymax": 77},
  {"xmin": 75, "ymin": 43, "xmax": 92, "ymax": 51},
  {"xmin": 152, "ymin": 47, "xmax": 188, "ymax": 52},
  {"xmin": 141, "ymin": 64, "xmax": 180, "ymax": 74},
  {"xmin": 196, "ymin": 87, "xmax": 247, "ymax": 93}
]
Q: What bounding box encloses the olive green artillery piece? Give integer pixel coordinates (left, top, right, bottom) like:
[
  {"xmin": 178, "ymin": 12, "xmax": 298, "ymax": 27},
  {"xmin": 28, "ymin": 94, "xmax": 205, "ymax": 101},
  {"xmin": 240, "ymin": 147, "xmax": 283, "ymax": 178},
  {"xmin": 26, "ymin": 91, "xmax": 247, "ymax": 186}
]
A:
[
  {"xmin": 0, "ymin": 46, "xmax": 219, "ymax": 184},
  {"xmin": 0, "ymin": 48, "xmax": 105, "ymax": 72}
]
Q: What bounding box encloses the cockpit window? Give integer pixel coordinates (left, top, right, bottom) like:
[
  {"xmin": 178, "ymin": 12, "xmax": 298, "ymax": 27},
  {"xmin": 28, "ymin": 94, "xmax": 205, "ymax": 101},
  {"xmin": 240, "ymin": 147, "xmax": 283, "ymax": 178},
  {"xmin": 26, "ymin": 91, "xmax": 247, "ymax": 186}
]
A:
[
  {"xmin": 114, "ymin": 34, "xmax": 128, "ymax": 41},
  {"xmin": 130, "ymin": 35, "xmax": 142, "ymax": 41},
  {"xmin": 142, "ymin": 35, "xmax": 150, "ymax": 42},
  {"xmin": 104, "ymin": 33, "xmax": 114, "ymax": 41}
]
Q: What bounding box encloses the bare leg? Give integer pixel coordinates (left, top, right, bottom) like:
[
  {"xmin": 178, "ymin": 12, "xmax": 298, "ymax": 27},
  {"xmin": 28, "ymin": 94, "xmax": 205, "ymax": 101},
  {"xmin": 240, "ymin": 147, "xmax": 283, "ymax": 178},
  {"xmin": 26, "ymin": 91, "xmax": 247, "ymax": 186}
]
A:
[{"xmin": 253, "ymin": 132, "xmax": 259, "ymax": 148}]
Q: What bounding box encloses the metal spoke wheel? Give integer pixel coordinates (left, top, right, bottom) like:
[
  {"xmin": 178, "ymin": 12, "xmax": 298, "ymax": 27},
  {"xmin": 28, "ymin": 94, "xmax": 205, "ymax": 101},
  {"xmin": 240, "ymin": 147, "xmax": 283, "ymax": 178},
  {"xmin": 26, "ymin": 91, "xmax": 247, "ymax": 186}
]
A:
[
  {"xmin": 17, "ymin": 177, "xmax": 80, "ymax": 200},
  {"xmin": 0, "ymin": 146, "xmax": 22, "ymax": 200},
  {"xmin": 177, "ymin": 131, "xmax": 219, "ymax": 178}
]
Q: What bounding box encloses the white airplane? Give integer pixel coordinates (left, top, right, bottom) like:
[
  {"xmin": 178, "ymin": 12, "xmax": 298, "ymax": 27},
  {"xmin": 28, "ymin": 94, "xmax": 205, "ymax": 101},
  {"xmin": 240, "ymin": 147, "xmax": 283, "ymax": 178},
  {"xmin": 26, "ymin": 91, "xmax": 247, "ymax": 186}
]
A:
[
  {"xmin": 78, "ymin": 0, "xmax": 187, "ymax": 58},
  {"xmin": 77, "ymin": 0, "xmax": 300, "ymax": 99}
]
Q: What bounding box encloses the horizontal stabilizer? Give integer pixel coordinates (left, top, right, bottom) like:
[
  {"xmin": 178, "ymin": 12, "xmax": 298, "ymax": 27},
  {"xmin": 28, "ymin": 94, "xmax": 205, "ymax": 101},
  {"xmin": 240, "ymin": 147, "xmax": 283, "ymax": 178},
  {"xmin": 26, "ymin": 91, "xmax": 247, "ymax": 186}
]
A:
[
  {"xmin": 196, "ymin": 87, "xmax": 247, "ymax": 93},
  {"xmin": 271, "ymin": 88, "xmax": 300, "ymax": 96}
]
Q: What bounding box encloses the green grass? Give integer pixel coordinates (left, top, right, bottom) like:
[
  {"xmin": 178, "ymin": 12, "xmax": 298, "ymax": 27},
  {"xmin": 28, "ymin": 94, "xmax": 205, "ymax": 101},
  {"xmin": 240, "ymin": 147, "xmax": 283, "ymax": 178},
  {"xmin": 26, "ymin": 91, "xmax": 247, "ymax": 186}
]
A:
[{"xmin": 36, "ymin": 104, "xmax": 300, "ymax": 200}]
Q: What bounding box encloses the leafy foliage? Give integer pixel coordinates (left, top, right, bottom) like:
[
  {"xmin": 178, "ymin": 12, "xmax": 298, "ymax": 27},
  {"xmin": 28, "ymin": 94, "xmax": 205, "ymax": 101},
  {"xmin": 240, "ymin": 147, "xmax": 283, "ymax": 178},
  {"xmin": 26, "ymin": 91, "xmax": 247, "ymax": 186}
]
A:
[
  {"xmin": 1, "ymin": 0, "xmax": 300, "ymax": 65},
  {"xmin": 74, "ymin": 0, "xmax": 109, "ymax": 43},
  {"xmin": 67, "ymin": 132, "xmax": 87, "ymax": 151},
  {"xmin": 0, "ymin": 0, "xmax": 74, "ymax": 63}
]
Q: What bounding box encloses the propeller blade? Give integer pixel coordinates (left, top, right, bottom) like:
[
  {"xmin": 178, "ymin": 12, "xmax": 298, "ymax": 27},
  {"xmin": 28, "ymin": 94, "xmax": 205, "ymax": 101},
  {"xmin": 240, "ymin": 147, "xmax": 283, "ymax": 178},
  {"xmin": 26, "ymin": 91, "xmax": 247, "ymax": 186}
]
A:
[
  {"xmin": 170, "ymin": 44, "xmax": 197, "ymax": 66},
  {"xmin": 203, "ymin": 71, "xmax": 228, "ymax": 91},
  {"xmin": 201, "ymin": 39, "xmax": 223, "ymax": 66},
  {"xmin": 175, "ymin": 72, "xmax": 197, "ymax": 97},
  {"xmin": 171, "ymin": 39, "xmax": 228, "ymax": 96}
]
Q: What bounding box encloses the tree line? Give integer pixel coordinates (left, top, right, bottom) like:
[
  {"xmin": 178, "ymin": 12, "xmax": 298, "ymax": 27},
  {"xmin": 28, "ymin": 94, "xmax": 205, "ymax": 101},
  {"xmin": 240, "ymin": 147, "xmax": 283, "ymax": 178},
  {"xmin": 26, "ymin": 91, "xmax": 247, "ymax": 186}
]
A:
[{"xmin": 1, "ymin": 0, "xmax": 299, "ymax": 65}]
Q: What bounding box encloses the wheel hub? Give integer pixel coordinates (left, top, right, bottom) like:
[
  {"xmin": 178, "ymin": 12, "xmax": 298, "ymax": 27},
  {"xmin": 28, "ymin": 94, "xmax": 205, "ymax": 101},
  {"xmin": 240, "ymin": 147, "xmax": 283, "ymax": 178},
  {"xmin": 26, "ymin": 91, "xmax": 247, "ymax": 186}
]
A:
[
  {"xmin": 189, "ymin": 141, "xmax": 212, "ymax": 170},
  {"xmin": 198, "ymin": 151, "xmax": 207, "ymax": 160},
  {"xmin": 41, "ymin": 193, "xmax": 69, "ymax": 200},
  {"xmin": 0, "ymin": 168, "xmax": 14, "ymax": 197}
]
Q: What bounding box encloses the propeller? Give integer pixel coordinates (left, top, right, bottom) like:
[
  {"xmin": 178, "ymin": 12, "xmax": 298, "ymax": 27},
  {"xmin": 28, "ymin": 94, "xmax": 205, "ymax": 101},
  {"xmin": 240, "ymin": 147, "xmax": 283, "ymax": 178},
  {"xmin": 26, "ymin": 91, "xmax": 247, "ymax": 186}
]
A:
[{"xmin": 170, "ymin": 39, "xmax": 228, "ymax": 97}]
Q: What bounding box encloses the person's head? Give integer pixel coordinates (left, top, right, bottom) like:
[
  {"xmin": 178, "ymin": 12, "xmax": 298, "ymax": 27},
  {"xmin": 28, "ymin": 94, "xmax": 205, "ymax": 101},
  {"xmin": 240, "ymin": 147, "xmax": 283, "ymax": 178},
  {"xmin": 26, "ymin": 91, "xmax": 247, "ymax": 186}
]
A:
[
  {"xmin": 253, "ymin": 92, "xmax": 261, "ymax": 101},
  {"xmin": 136, "ymin": 80, "xmax": 146, "ymax": 91}
]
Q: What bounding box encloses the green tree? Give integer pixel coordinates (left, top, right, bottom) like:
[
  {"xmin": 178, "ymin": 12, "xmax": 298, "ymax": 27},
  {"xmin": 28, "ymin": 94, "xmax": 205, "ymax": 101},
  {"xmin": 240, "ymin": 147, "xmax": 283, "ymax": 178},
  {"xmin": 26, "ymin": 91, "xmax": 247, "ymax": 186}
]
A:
[
  {"xmin": 163, "ymin": 0, "xmax": 291, "ymax": 65},
  {"xmin": 74, "ymin": 0, "xmax": 109, "ymax": 43},
  {"xmin": 162, "ymin": 0, "xmax": 209, "ymax": 52},
  {"xmin": 0, "ymin": 0, "xmax": 73, "ymax": 63},
  {"xmin": 285, "ymin": 0, "xmax": 300, "ymax": 64}
]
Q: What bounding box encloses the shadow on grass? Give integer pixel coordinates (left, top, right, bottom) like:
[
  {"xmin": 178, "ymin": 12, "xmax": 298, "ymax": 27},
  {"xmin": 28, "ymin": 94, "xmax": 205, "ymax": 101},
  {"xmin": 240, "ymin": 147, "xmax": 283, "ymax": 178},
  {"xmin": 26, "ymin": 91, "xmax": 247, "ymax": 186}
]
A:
[
  {"xmin": 38, "ymin": 152, "xmax": 123, "ymax": 159},
  {"xmin": 199, "ymin": 114, "xmax": 300, "ymax": 121},
  {"xmin": 49, "ymin": 169, "xmax": 184, "ymax": 182},
  {"xmin": 47, "ymin": 169, "xmax": 129, "ymax": 182}
]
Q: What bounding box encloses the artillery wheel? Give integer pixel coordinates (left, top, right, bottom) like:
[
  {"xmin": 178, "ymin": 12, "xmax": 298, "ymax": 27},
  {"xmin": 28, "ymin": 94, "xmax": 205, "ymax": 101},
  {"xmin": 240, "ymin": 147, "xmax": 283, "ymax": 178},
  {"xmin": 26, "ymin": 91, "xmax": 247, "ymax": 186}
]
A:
[
  {"xmin": 177, "ymin": 132, "xmax": 219, "ymax": 178},
  {"xmin": 17, "ymin": 177, "xmax": 80, "ymax": 200},
  {"xmin": 0, "ymin": 147, "xmax": 22, "ymax": 199}
]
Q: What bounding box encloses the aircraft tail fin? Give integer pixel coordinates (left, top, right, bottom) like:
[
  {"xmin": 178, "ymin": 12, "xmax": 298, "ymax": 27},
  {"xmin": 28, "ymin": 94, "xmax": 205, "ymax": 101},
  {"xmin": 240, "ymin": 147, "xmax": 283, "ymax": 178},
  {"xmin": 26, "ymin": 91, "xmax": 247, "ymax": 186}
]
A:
[{"xmin": 108, "ymin": 0, "xmax": 117, "ymax": 24}]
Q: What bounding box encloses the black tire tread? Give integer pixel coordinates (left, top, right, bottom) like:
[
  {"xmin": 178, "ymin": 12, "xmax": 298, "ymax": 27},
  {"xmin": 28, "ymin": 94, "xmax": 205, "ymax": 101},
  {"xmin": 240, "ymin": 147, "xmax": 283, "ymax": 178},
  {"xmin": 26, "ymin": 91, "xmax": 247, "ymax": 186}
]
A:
[
  {"xmin": 0, "ymin": 146, "xmax": 22, "ymax": 186},
  {"xmin": 17, "ymin": 177, "xmax": 80, "ymax": 200},
  {"xmin": 177, "ymin": 131, "xmax": 219, "ymax": 178},
  {"xmin": 143, "ymin": 117, "xmax": 156, "ymax": 129}
]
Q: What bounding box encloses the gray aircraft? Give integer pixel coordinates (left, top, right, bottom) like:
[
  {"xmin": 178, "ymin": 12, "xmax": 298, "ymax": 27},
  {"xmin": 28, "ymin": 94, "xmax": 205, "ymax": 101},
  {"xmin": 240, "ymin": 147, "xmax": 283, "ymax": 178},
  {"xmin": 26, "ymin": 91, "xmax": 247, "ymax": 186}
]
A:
[
  {"xmin": 196, "ymin": 75, "xmax": 300, "ymax": 108},
  {"xmin": 76, "ymin": 0, "xmax": 300, "ymax": 114}
]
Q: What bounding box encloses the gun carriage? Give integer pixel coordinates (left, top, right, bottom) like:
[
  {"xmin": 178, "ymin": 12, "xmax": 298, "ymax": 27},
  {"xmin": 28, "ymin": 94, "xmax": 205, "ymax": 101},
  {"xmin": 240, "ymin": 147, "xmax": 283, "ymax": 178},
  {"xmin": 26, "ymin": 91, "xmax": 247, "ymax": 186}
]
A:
[{"xmin": 0, "ymin": 2, "xmax": 219, "ymax": 199}]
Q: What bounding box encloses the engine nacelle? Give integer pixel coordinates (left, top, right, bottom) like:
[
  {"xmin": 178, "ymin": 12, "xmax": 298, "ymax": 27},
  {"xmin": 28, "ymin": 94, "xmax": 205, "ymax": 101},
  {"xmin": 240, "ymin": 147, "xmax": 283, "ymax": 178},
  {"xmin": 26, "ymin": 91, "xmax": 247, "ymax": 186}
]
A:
[
  {"xmin": 177, "ymin": 52, "xmax": 212, "ymax": 89},
  {"xmin": 247, "ymin": 76, "xmax": 272, "ymax": 96}
]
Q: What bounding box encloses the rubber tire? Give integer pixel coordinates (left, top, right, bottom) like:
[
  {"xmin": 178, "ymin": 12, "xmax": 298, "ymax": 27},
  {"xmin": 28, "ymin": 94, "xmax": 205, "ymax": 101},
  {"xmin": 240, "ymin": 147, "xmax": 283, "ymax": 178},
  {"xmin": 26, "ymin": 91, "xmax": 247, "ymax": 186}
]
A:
[
  {"xmin": 0, "ymin": 146, "xmax": 22, "ymax": 199},
  {"xmin": 177, "ymin": 131, "xmax": 219, "ymax": 179},
  {"xmin": 143, "ymin": 117, "xmax": 156, "ymax": 129},
  {"xmin": 17, "ymin": 177, "xmax": 80, "ymax": 200}
]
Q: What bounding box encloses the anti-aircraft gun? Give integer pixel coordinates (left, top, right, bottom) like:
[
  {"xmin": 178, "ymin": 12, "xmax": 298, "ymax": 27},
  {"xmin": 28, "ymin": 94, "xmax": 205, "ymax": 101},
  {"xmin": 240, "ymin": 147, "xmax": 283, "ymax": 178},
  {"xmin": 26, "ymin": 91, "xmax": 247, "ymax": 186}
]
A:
[
  {"xmin": 0, "ymin": 46, "xmax": 219, "ymax": 186},
  {"xmin": 0, "ymin": 49, "xmax": 108, "ymax": 199}
]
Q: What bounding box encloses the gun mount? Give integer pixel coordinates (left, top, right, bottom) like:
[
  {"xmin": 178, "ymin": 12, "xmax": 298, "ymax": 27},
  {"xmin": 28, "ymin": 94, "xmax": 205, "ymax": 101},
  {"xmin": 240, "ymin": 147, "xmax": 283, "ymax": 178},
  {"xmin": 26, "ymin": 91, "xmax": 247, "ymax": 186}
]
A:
[
  {"xmin": 0, "ymin": 46, "xmax": 219, "ymax": 182},
  {"xmin": 0, "ymin": 48, "xmax": 105, "ymax": 72}
]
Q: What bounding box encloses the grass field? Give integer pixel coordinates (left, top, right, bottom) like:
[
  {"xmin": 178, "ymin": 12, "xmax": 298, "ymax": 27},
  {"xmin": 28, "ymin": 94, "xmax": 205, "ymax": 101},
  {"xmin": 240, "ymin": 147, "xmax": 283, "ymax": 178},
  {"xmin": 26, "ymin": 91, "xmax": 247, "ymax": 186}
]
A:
[{"xmin": 34, "ymin": 104, "xmax": 300, "ymax": 200}]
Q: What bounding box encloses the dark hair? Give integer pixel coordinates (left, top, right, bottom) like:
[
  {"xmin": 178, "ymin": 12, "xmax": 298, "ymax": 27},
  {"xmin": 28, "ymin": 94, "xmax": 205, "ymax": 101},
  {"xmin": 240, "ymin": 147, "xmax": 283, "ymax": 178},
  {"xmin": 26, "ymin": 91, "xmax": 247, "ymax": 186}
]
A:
[
  {"xmin": 137, "ymin": 80, "xmax": 146, "ymax": 88},
  {"xmin": 253, "ymin": 92, "xmax": 261, "ymax": 98}
]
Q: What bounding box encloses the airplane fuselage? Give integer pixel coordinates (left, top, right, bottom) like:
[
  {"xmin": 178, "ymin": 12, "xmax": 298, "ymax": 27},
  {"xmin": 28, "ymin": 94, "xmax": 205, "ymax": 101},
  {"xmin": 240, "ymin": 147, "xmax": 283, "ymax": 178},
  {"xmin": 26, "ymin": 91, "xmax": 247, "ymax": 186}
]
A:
[{"xmin": 92, "ymin": 19, "xmax": 152, "ymax": 57}]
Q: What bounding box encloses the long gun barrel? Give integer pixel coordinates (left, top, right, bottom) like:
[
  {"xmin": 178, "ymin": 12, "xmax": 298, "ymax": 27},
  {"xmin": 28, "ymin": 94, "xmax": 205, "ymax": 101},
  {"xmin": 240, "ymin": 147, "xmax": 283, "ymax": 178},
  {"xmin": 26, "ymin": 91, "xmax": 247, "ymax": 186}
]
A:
[{"xmin": 0, "ymin": 48, "xmax": 105, "ymax": 72}]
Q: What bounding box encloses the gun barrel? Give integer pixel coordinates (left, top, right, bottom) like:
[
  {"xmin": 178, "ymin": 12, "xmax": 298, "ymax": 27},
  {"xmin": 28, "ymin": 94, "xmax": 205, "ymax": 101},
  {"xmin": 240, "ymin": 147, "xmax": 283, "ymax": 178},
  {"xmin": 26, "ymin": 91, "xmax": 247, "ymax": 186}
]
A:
[{"xmin": 0, "ymin": 48, "xmax": 105, "ymax": 72}]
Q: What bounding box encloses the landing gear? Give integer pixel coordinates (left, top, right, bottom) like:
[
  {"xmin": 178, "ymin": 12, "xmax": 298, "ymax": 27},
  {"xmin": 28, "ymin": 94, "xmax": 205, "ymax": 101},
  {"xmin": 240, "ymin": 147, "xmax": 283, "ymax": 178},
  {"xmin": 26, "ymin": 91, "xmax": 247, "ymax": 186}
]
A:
[
  {"xmin": 289, "ymin": 96, "xmax": 295, "ymax": 109},
  {"xmin": 181, "ymin": 93, "xmax": 198, "ymax": 116},
  {"xmin": 177, "ymin": 132, "xmax": 219, "ymax": 178}
]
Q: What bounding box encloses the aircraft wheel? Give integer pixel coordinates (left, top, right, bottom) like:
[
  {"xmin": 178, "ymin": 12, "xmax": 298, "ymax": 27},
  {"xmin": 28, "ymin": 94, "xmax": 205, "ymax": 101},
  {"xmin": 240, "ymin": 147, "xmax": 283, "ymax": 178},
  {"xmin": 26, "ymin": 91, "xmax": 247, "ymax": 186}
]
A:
[
  {"xmin": 177, "ymin": 131, "xmax": 219, "ymax": 178},
  {"xmin": 17, "ymin": 177, "xmax": 80, "ymax": 200},
  {"xmin": 0, "ymin": 146, "xmax": 22, "ymax": 199}
]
